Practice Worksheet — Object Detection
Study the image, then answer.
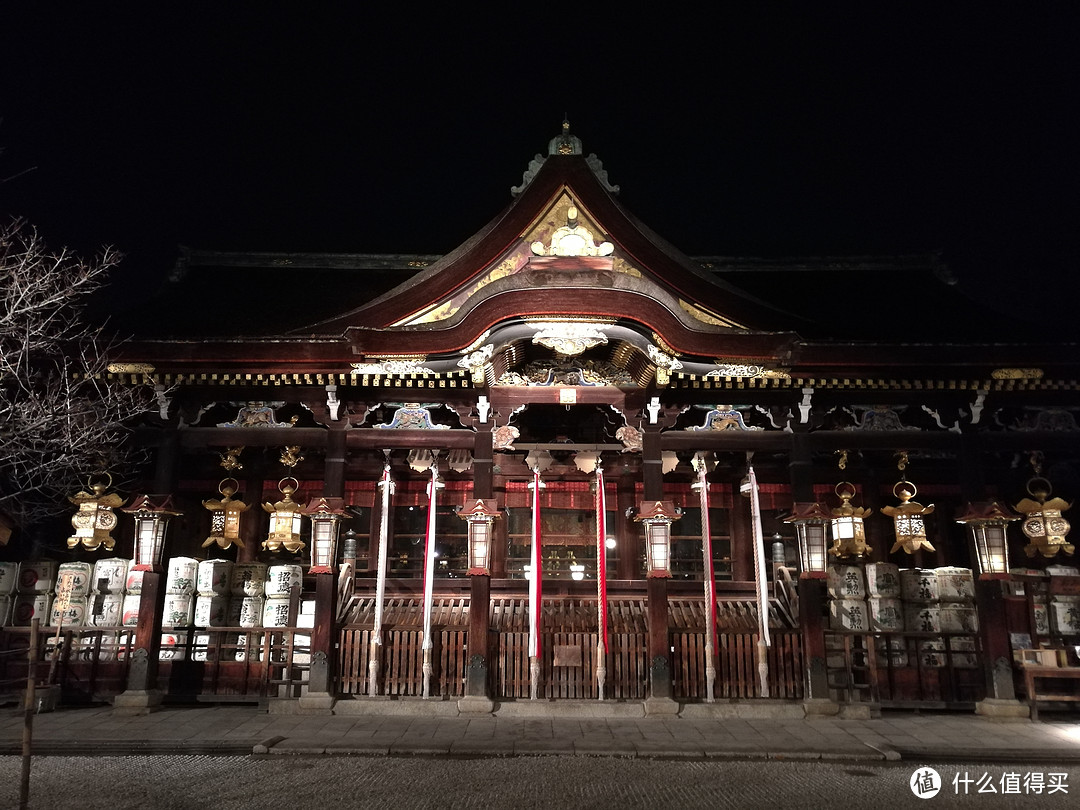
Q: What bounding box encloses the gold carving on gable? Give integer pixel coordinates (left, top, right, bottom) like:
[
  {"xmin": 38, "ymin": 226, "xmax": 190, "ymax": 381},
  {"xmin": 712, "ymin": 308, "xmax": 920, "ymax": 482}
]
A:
[
  {"xmin": 680, "ymin": 300, "xmax": 744, "ymax": 329},
  {"xmin": 992, "ymin": 368, "xmax": 1044, "ymax": 380}
]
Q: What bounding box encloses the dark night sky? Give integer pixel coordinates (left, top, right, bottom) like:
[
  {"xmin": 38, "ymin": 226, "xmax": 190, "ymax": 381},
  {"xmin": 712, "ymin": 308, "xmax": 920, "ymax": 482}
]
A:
[{"xmin": 2, "ymin": 6, "xmax": 1078, "ymax": 331}]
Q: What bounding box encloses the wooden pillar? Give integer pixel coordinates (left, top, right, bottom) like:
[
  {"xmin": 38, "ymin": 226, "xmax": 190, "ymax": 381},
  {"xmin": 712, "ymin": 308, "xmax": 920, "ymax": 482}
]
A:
[
  {"xmin": 730, "ymin": 472, "xmax": 753, "ymax": 582},
  {"xmin": 976, "ymin": 578, "xmax": 1020, "ymax": 705},
  {"xmin": 642, "ymin": 425, "xmax": 671, "ymax": 701},
  {"xmin": 152, "ymin": 429, "xmax": 180, "ymax": 494},
  {"xmin": 323, "ymin": 425, "xmax": 347, "ymax": 498},
  {"xmin": 114, "ymin": 572, "xmax": 166, "ymax": 714},
  {"xmin": 616, "ymin": 475, "xmax": 638, "ymax": 581},
  {"xmin": 237, "ymin": 465, "xmax": 264, "ymax": 564},
  {"xmin": 467, "ymin": 414, "xmax": 494, "ymax": 699},
  {"xmin": 304, "ymin": 571, "xmax": 336, "ymax": 707}
]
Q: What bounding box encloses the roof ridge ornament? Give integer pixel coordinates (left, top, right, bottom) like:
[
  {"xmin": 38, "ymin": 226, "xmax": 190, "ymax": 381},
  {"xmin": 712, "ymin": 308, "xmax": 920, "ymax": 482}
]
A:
[
  {"xmin": 511, "ymin": 120, "xmax": 620, "ymax": 196},
  {"xmin": 530, "ymin": 205, "xmax": 614, "ymax": 257}
]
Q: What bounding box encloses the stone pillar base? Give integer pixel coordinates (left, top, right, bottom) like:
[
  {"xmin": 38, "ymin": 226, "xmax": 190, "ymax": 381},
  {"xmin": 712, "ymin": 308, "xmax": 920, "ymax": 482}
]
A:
[
  {"xmin": 802, "ymin": 698, "xmax": 841, "ymax": 717},
  {"xmin": 297, "ymin": 694, "xmax": 337, "ymax": 715},
  {"xmin": 113, "ymin": 689, "xmax": 164, "ymax": 716},
  {"xmin": 975, "ymin": 698, "xmax": 1031, "ymax": 720},
  {"xmin": 457, "ymin": 696, "xmax": 494, "ymax": 714},
  {"xmin": 644, "ymin": 697, "xmax": 680, "ymax": 716}
]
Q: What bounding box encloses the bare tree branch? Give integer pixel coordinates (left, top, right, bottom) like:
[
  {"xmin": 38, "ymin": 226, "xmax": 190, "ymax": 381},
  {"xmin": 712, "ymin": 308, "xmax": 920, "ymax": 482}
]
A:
[{"xmin": 0, "ymin": 218, "xmax": 153, "ymax": 541}]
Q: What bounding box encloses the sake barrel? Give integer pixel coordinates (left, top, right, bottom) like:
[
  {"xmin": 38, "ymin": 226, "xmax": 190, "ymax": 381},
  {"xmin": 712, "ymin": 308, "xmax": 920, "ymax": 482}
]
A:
[
  {"xmin": 265, "ymin": 564, "xmax": 303, "ymax": 598},
  {"xmin": 159, "ymin": 632, "xmax": 188, "ymax": 661},
  {"xmin": 227, "ymin": 595, "xmax": 263, "ymax": 628},
  {"xmin": 125, "ymin": 568, "xmax": 146, "ymax": 595},
  {"xmin": 829, "ymin": 598, "xmax": 869, "ymax": 631},
  {"xmin": 192, "ymin": 633, "xmax": 210, "ymax": 662},
  {"xmin": 900, "ymin": 568, "xmax": 940, "ymax": 602},
  {"xmin": 936, "ymin": 567, "xmax": 975, "ymax": 602},
  {"xmin": 1049, "ymin": 596, "xmax": 1080, "ymax": 635},
  {"xmin": 0, "ymin": 595, "xmax": 10, "ymax": 625},
  {"xmin": 194, "ymin": 595, "xmax": 229, "ymax": 627},
  {"xmin": 865, "ymin": 563, "xmax": 901, "ymax": 598},
  {"xmin": 197, "ymin": 559, "xmax": 233, "ymax": 597},
  {"xmin": 86, "ymin": 593, "xmax": 123, "ymax": 627},
  {"xmin": 0, "ymin": 561, "xmax": 19, "ymax": 595},
  {"xmin": 262, "ymin": 596, "xmax": 292, "ymax": 628},
  {"xmin": 868, "ymin": 597, "xmax": 904, "ymax": 632},
  {"xmin": 165, "ymin": 556, "xmax": 198, "ymax": 595},
  {"xmin": 162, "ymin": 593, "xmax": 195, "ymax": 627},
  {"xmin": 874, "ymin": 636, "xmax": 909, "ymax": 668},
  {"xmin": 939, "ymin": 603, "xmax": 979, "ymax": 634},
  {"xmin": 234, "ymin": 632, "xmax": 261, "ymax": 662},
  {"xmin": 121, "ymin": 593, "xmax": 143, "ymax": 627},
  {"xmin": 57, "ymin": 562, "xmax": 93, "ymax": 598},
  {"xmin": 12, "ymin": 594, "xmax": 52, "ymax": 626},
  {"xmin": 17, "ymin": 560, "xmax": 57, "ymax": 594},
  {"xmin": 1032, "ymin": 599, "xmax": 1050, "ymax": 635},
  {"xmin": 904, "ymin": 604, "xmax": 942, "ymax": 634},
  {"xmin": 49, "ymin": 595, "xmax": 87, "ymax": 627},
  {"xmin": 948, "ymin": 636, "xmax": 979, "ymax": 668},
  {"xmin": 827, "ymin": 565, "xmax": 866, "ymax": 600},
  {"xmin": 92, "ymin": 557, "xmax": 129, "ymax": 595},
  {"xmin": 230, "ymin": 563, "xmax": 267, "ymax": 597},
  {"xmin": 918, "ymin": 638, "xmax": 947, "ymax": 668}
]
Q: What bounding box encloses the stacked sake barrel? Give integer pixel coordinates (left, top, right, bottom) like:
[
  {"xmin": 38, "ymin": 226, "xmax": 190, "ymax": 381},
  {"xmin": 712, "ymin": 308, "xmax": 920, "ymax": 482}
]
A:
[
  {"xmin": 11, "ymin": 561, "xmax": 57, "ymax": 627},
  {"xmin": 85, "ymin": 558, "xmax": 129, "ymax": 660},
  {"xmin": 1046, "ymin": 565, "xmax": 1080, "ymax": 637},
  {"xmin": 901, "ymin": 567, "xmax": 978, "ymax": 668},
  {"xmin": 189, "ymin": 559, "xmax": 231, "ymax": 662},
  {"xmin": 0, "ymin": 561, "xmax": 20, "ymax": 625},
  {"xmin": 230, "ymin": 563, "xmax": 266, "ymax": 661},
  {"xmin": 827, "ymin": 564, "xmax": 869, "ymax": 631},
  {"xmin": 263, "ymin": 564, "xmax": 303, "ymax": 664},
  {"xmin": 49, "ymin": 562, "xmax": 93, "ymax": 627},
  {"xmin": 866, "ymin": 563, "xmax": 906, "ymax": 667}
]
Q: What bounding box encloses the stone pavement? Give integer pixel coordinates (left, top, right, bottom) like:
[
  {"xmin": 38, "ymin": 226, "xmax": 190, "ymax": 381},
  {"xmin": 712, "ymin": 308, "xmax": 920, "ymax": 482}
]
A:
[{"xmin": 1, "ymin": 700, "xmax": 1079, "ymax": 763}]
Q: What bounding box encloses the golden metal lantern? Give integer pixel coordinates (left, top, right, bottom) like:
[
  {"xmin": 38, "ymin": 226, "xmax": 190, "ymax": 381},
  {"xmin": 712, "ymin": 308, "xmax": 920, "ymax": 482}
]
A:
[
  {"xmin": 262, "ymin": 477, "xmax": 305, "ymax": 554},
  {"xmin": 634, "ymin": 500, "xmax": 681, "ymax": 577},
  {"xmin": 458, "ymin": 498, "xmax": 500, "ymax": 575},
  {"xmin": 1015, "ymin": 477, "xmax": 1074, "ymax": 558},
  {"xmin": 829, "ymin": 483, "xmax": 872, "ymax": 560},
  {"xmin": 123, "ymin": 495, "xmax": 181, "ymax": 571},
  {"xmin": 784, "ymin": 502, "xmax": 831, "ymax": 577},
  {"xmin": 303, "ymin": 497, "xmax": 346, "ymax": 573},
  {"xmin": 202, "ymin": 478, "xmax": 250, "ymax": 549},
  {"xmin": 882, "ymin": 481, "xmax": 935, "ymax": 554},
  {"xmin": 956, "ymin": 501, "xmax": 1019, "ymax": 576},
  {"xmin": 67, "ymin": 475, "xmax": 124, "ymax": 552}
]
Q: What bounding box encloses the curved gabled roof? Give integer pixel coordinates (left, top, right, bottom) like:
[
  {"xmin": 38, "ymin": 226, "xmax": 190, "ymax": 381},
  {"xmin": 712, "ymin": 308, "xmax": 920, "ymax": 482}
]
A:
[{"xmin": 303, "ymin": 144, "xmax": 804, "ymax": 343}]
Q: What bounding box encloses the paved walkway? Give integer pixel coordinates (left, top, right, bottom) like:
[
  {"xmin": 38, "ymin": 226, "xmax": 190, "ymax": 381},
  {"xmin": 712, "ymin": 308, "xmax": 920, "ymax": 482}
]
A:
[{"xmin": 2, "ymin": 700, "xmax": 1080, "ymax": 762}]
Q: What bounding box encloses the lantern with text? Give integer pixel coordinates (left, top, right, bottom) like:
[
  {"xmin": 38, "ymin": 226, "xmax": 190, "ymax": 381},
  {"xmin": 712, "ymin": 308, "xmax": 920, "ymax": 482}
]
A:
[
  {"xmin": 459, "ymin": 498, "xmax": 500, "ymax": 575},
  {"xmin": 956, "ymin": 501, "xmax": 1019, "ymax": 577},
  {"xmin": 882, "ymin": 481, "xmax": 936, "ymax": 554},
  {"xmin": 263, "ymin": 478, "xmax": 305, "ymax": 554},
  {"xmin": 67, "ymin": 475, "xmax": 124, "ymax": 552},
  {"xmin": 124, "ymin": 495, "xmax": 181, "ymax": 571},
  {"xmin": 784, "ymin": 502, "xmax": 830, "ymax": 578},
  {"xmin": 1015, "ymin": 477, "xmax": 1074, "ymax": 558},
  {"xmin": 634, "ymin": 500, "xmax": 681, "ymax": 578},
  {"xmin": 202, "ymin": 478, "xmax": 250, "ymax": 550},
  {"xmin": 303, "ymin": 497, "xmax": 346, "ymax": 573},
  {"xmin": 829, "ymin": 483, "xmax": 872, "ymax": 560}
]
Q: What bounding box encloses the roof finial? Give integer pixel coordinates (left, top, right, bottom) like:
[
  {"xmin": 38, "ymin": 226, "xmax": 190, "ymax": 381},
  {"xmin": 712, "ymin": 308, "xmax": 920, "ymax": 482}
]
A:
[{"xmin": 549, "ymin": 117, "xmax": 581, "ymax": 156}]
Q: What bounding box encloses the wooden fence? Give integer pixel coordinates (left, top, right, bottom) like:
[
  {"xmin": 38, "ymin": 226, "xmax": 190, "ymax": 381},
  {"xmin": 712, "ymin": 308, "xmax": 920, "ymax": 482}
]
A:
[
  {"xmin": 338, "ymin": 628, "xmax": 468, "ymax": 697},
  {"xmin": 672, "ymin": 630, "xmax": 805, "ymax": 700}
]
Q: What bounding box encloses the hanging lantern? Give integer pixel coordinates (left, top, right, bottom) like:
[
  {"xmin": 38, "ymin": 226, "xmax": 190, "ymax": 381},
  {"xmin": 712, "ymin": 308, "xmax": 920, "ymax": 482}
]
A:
[
  {"xmin": 303, "ymin": 497, "xmax": 347, "ymax": 573},
  {"xmin": 956, "ymin": 501, "xmax": 1019, "ymax": 577},
  {"xmin": 262, "ymin": 477, "xmax": 305, "ymax": 554},
  {"xmin": 67, "ymin": 474, "xmax": 124, "ymax": 552},
  {"xmin": 458, "ymin": 498, "xmax": 500, "ymax": 575},
  {"xmin": 634, "ymin": 500, "xmax": 681, "ymax": 577},
  {"xmin": 123, "ymin": 495, "xmax": 181, "ymax": 571},
  {"xmin": 829, "ymin": 483, "xmax": 872, "ymax": 560},
  {"xmin": 1015, "ymin": 477, "xmax": 1074, "ymax": 558},
  {"xmin": 783, "ymin": 502, "xmax": 830, "ymax": 578},
  {"xmin": 202, "ymin": 478, "xmax": 250, "ymax": 550},
  {"xmin": 882, "ymin": 480, "xmax": 936, "ymax": 554}
]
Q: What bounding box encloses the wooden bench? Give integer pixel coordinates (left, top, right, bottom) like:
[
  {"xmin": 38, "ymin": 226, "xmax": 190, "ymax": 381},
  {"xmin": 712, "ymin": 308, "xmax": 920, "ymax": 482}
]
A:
[{"xmin": 1022, "ymin": 666, "xmax": 1080, "ymax": 721}]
